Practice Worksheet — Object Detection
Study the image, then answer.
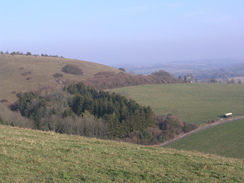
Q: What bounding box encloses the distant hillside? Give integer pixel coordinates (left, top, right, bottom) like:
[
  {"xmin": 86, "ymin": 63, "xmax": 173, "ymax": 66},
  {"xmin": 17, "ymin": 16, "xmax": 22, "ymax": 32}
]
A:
[
  {"xmin": 194, "ymin": 62, "xmax": 244, "ymax": 82},
  {"xmin": 123, "ymin": 58, "xmax": 244, "ymax": 82},
  {"xmin": 0, "ymin": 125, "xmax": 243, "ymax": 182},
  {"xmin": 0, "ymin": 54, "xmax": 120, "ymax": 103},
  {"xmin": 0, "ymin": 54, "xmax": 180, "ymax": 104}
]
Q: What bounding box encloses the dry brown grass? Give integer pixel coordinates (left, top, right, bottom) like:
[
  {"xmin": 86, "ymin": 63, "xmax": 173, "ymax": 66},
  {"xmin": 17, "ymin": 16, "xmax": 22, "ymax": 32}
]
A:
[{"xmin": 0, "ymin": 54, "xmax": 120, "ymax": 103}]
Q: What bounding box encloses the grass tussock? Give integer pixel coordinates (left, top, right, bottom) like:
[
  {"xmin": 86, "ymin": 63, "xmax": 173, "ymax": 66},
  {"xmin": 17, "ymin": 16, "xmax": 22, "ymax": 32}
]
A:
[{"xmin": 0, "ymin": 125, "xmax": 243, "ymax": 183}]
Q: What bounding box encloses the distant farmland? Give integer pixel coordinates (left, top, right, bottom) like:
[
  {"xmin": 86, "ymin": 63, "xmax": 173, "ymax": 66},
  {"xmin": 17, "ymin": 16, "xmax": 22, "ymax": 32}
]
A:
[
  {"xmin": 164, "ymin": 119, "xmax": 244, "ymax": 159},
  {"xmin": 109, "ymin": 83, "xmax": 244, "ymax": 124}
]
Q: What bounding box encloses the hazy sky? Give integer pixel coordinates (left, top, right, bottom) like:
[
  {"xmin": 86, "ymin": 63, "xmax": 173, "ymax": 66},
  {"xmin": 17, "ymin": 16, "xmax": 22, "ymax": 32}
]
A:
[{"xmin": 1, "ymin": 0, "xmax": 244, "ymax": 66}]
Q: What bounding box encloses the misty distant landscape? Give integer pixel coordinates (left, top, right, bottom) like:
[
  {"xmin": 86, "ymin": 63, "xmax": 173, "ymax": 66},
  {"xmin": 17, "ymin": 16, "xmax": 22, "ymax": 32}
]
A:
[{"xmin": 120, "ymin": 58, "xmax": 244, "ymax": 83}]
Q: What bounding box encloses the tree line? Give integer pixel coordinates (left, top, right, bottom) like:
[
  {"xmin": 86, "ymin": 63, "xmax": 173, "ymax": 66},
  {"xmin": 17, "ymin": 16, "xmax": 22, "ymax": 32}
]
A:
[
  {"xmin": 0, "ymin": 51, "xmax": 64, "ymax": 58},
  {"xmin": 85, "ymin": 71, "xmax": 180, "ymax": 90},
  {"xmin": 4, "ymin": 82, "xmax": 197, "ymax": 145}
]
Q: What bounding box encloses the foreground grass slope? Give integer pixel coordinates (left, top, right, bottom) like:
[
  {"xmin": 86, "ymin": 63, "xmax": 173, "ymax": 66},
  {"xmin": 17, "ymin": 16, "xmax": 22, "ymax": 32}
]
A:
[
  {"xmin": 164, "ymin": 119, "xmax": 244, "ymax": 159},
  {"xmin": 0, "ymin": 54, "xmax": 120, "ymax": 103},
  {"xmin": 110, "ymin": 84, "xmax": 244, "ymax": 124},
  {"xmin": 0, "ymin": 125, "xmax": 243, "ymax": 183}
]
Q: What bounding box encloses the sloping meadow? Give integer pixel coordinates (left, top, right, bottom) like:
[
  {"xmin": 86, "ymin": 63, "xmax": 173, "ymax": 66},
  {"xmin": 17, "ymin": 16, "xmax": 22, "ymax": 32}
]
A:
[
  {"xmin": 0, "ymin": 125, "xmax": 243, "ymax": 183},
  {"xmin": 109, "ymin": 83, "xmax": 244, "ymax": 124},
  {"xmin": 164, "ymin": 119, "xmax": 244, "ymax": 159}
]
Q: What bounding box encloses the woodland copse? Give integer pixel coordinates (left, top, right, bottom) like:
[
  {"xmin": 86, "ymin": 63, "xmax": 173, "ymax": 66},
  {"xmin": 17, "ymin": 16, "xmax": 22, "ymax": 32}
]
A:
[{"xmin": 1, "ymin": 82, "xmax": 197, "ymax": 145}]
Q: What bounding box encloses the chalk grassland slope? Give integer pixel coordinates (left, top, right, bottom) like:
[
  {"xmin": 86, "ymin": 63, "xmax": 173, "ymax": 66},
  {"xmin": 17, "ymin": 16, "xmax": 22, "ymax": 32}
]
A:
[
  {"xmin": 164, "ymin": 119, "xmax": 244, "ymax": 159},
  {"xmin": 0, "ymin": 125, "xmax": 243, "ymax": 183},
  {"xmin": 0, "ymin": 54, "xmax": 120, "ymax": 103},
  {"xmin": 109, "ymin": 84, "xmax": 244, "ymax": 124}
]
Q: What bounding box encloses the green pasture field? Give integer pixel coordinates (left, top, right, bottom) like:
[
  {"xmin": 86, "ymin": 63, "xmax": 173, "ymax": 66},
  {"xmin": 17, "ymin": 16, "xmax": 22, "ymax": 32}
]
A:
[
  {"xmin": 109, "ymin": 83, "xmax": 244, "ymax": 124},
  {"xmin": 0, "ymin": 125, "xmax": 243, "ymax": 182},
  {"xmin": 164, "ymin": 119, "xmax": 244, "ymax": 159}
]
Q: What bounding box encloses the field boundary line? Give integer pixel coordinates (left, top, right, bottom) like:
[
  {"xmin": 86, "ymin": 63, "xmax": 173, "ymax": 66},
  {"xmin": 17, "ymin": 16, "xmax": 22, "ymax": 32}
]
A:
[{"xmin": 156, "ymin": 116, "xmax": 244, "ymax": 147}]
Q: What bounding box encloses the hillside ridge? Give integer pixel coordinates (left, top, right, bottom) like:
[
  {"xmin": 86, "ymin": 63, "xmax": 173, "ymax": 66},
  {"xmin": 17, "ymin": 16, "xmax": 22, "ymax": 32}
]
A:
[{"xmin": 0, "ymin": 54, "xmax": 120, "ymax": 103}]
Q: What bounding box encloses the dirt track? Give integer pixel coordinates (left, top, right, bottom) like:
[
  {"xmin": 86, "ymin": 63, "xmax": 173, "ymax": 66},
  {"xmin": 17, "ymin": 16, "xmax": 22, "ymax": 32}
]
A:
[{"xmin": 157, "ymin": 116, "xmax": 244, "ymax": 147}]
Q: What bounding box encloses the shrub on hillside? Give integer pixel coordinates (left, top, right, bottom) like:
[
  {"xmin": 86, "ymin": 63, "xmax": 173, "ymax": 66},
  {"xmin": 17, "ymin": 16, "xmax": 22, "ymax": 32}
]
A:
[
  {"xmin": 53, "ymin": 73, "xmax": 63, "ymax": 78},
  {"xmin": 182, "ymin": 122, "xmax": 198, "ymax": 133},
  {"xmin": 0, "ymin": 103, "xmax": 33, "ymax": 128},
  {"xmin": 62, "ymin": 64, "xmax": 83, "ymax": 75},
  {"xmin": 21, "ymin": 71, "xmax": 32, "ymax": 76},
  {"xmin": 0, "ymin": 99, "xmax": 8, "ymax": 103},
  {"xmin": 118, "ymin": 68, "xmax": 126, "ymax": 72},
  {"xmin": 151, "ymin": 70, "xmax": 171, "ymax": 77}
]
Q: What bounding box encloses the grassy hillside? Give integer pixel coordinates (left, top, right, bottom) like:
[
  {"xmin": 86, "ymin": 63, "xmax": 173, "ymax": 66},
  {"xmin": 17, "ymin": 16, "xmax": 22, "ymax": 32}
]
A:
[
  {"xmin": 164, "ymin": 119, "xmax": 244, "ymax": 159},
  {"xmin": 0, "ymin": 125, "xmax": 243, "ymax": 183},
  {"xmin": 109, "ymin": 83, "xmax": 244, "ymax": 124},
  {"xmin": 0, "ymin": 54, "xmax": 120, "ymax": 103}
]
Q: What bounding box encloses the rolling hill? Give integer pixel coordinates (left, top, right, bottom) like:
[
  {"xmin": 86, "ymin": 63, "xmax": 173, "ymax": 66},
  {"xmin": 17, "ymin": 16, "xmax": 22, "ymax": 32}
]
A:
[
  {"xmin": 109, "ymin": 83, "xmax": 244, "ymax": 124},
  {"xmin": 0, "ymin": 124, "xmax": 243, "ymax": 182},
  {"xmin": 164, "ymin": 119, "xmax": 244, "ymax": 159},
  {"xmin": 1, "ymin": 54, "xmax": 244, "ymax": 182},
  {"xmin": 0, "ymin": 54, "xmax": 120, "ymax": 104}
]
